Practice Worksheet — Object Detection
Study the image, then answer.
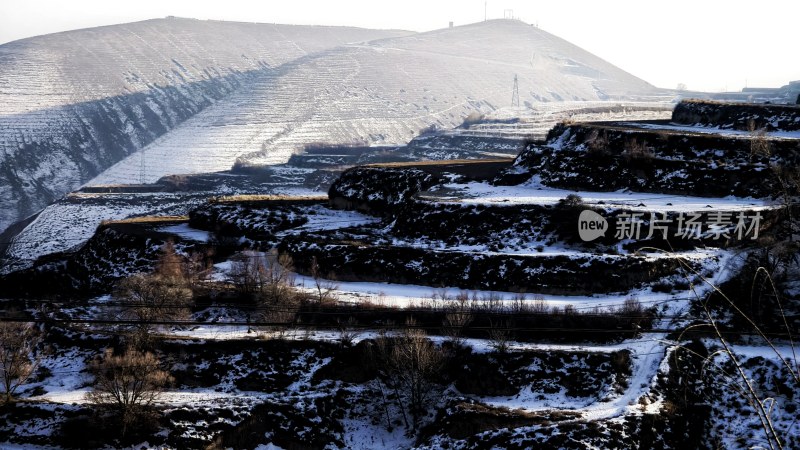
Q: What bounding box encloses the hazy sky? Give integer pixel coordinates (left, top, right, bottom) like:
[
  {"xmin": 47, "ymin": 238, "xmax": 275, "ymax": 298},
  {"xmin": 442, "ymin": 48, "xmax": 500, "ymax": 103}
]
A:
[{"xmin": 1, "ymin": 0, "xmax": 796, "ymax": 92}]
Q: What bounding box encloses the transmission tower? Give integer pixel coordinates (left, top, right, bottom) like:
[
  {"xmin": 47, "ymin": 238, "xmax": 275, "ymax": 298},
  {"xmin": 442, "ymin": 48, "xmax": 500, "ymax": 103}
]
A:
[
  {"xmin": 139, "ymin": 148, "xmax": 146, "ymax": 184},
  {"xmin": 511, "ymin": 74, "xmax": 520, "ymax": 108}
]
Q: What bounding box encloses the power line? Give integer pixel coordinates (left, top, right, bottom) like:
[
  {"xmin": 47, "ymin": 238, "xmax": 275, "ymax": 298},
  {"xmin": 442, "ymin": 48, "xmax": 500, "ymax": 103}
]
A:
[
  {"xmin": 1, "ymin": 295, "xmax": 697, "ymax": 310},
  {"xmin": 0, "ymin": 219, "xmax": 381, "ymax": 248},
  {"xmin": 0, "ymin": 316, "xmax": 793, "ymax": 339}
]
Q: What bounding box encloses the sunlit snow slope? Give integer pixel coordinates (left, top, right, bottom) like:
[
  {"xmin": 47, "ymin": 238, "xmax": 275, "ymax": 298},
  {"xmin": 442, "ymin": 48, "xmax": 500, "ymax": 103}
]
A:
[
  {"xmin": 91, "ymin": 20, "xmax": 659, "ymax": 186},
  {"xmin": 0, "ymin": 17, "xmax": 410, "ymax": 233}
]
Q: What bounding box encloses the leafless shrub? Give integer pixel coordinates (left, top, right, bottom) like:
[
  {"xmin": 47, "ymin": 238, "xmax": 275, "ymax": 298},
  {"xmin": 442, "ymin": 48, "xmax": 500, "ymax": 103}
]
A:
[
  {"xmin": 623, "ymin": 137, "xmax": 654, "ymax": 162},
  {"xmin": 528, "ymin": 295, "xmax": 549, "ymax": 315},
  {"xmin": 585, "ymin": 128, "xmax": 610, "ymax": 154},
  {"xmin": 557, "ymin": 193, "xmax": 585, "ymax": 210},
  {"xmin": 443, "ymin": 292, "xmax": 473, "ymax": 347},
  {"xmin": 748, "ymin": 118, "xmax": 772, "ymax": 159},
  {"xmin": 618, "ymin": 296, "xmax": 644, "ymax": 315},
  {"xmin": 337, "ymin": 316, "xmax": 361, "ymax": 347},
  {"xmin": 487, "ymin": 318, "xmax": 512, "ymax": 354},
  {"xmin": 0, "ymin": 321, "xmax": 42, "ymax": 403},
  {"xmin": 480, "ymin": 292, "xmax": 504, "ymax": 314}
]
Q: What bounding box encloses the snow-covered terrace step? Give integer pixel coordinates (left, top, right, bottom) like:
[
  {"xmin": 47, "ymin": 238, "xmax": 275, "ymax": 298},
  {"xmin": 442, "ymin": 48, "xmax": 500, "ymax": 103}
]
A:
[
  {"xmin": 616, "ymin": 121, "xmax": 800, "ymax": 140},
  {"xmin": 420, "ymin": 181, "xmax": 775, "ymax": 213}
]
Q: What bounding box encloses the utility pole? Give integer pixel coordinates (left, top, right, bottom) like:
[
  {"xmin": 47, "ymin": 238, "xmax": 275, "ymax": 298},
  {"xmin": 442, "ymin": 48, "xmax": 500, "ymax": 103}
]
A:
[
  {"xmin": 484, "ymin": 1, "xmax": 487, "ymax": 21},
  {"xmin": 511, "ymin": 74, "xmax": 520, "ymax": 108}
]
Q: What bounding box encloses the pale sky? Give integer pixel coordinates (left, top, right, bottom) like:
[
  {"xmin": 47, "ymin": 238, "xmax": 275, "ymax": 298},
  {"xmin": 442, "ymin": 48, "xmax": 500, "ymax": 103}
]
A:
[{"xmin": 0, "ymin": 0, "xmax": 796, "ymax": 92}]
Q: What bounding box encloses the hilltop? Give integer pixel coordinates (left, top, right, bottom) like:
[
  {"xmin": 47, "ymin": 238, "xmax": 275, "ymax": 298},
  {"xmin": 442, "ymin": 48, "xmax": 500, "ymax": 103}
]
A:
[{"xmin": 0, "ymin": 18, "xmax": 661, "ymax": 234}]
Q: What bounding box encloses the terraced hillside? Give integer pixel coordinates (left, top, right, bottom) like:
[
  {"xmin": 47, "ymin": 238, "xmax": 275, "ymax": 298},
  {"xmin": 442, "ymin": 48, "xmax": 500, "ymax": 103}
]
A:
[
  {"xmin": 2, "ymin": 103, "xmax": 671, "ymax": 269},
  {"xmin": 301, "ymin": 100, "xmax": 798, "ymax": 292},
  {"xmin": 1, "ymin": 101, "xmax": 799, "ymax": 449},
  {"xmin": 506, "ymin": 104, "xmax": 800, "ymax": 198}
]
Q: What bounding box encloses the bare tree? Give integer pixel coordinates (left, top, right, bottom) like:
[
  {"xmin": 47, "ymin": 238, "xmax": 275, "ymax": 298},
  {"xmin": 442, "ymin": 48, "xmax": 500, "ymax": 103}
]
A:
[
  {"xmin": 116, "ymin": 244, "xmax": 194, "ymax": 346},
  {"xmin": 310, "ymin": 256, "xmax": 339, "ymax": 305},
  {"xmin": 260, "ymin": 250, "xmax": 296, "ymax": 304},
  {"xmin": 390, "ymin": 325, "xmax": 445, "ymax": 427},
  {"xmin": 0, "ymin": 321, "xmax": 41, "ymax": 403},
  {"xmin": 154, "ymin": 240, "xmax": 184, "ymax": 280},
  {"xmin": 87, "ymin": 348, "xmax": 173, "ymax": 436},
  {"xmin": 231, "ymin": 250, "xmax": 297, "ymax": 303},
  {"xmin": 443, "ymin": 291, "xmax": 473, "ymax": 347},
  {"xmin": 229, "ymin": 252, "xmax": 264, "ymax": 297},
  {"xmin": 232, "ymin": 250, "xmax": 300, "ymax": 337},
  {"xmin": 117, "ymin": 273, "xmax": 193, "ymax": 344},
  {"xmin": 183, "ymin": 249, "xmax": 214, "ymax": 285},
  {"xmin": 371, "ymin": 320, "xmax": 445, "ymax": 429}
]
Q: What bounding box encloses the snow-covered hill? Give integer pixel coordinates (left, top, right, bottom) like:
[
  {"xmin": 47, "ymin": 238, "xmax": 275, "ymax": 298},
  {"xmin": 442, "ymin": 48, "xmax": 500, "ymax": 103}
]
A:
[
  {"xmin": 90, "ymin": 20, "xmax": 662, "ymax": 186},
  {"xmin": 0, "ymin": 17, "xmax": 410, "ymax": 234},
  {"xmin": 0, "ymin": 17, "xmax": 661, "ymax": 234}
]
